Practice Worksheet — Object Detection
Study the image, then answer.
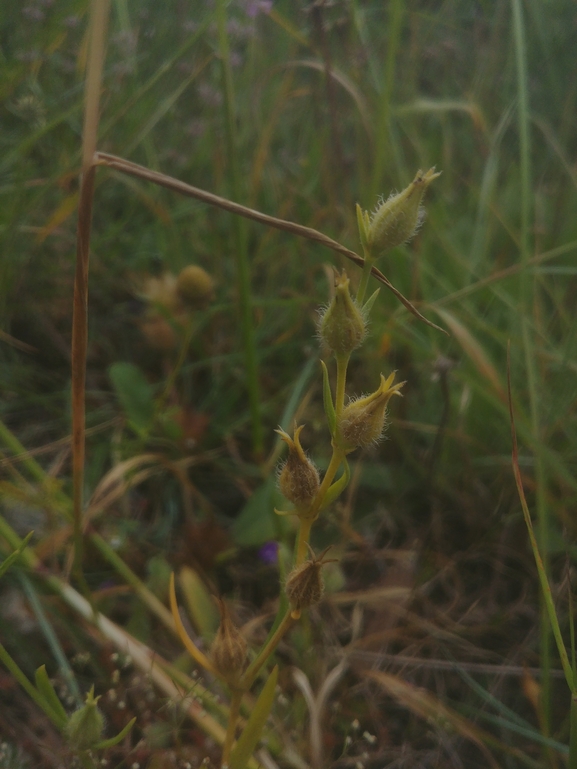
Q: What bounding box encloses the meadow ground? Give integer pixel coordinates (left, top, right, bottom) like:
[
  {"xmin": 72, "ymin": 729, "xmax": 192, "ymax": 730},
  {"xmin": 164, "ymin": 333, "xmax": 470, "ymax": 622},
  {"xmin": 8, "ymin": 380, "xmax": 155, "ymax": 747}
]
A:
[{"xmin": 1, "ymin": 1, "xmax": 577, "ymax": 767}]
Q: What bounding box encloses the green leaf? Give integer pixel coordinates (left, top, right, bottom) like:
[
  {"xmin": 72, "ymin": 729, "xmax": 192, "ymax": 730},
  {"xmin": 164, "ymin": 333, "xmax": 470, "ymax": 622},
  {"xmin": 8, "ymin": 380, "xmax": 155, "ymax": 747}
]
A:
[
  {"xmin": 320, "ymin": 458, "xmax": 350, "ymax": 510},
  {"xmin": 321, "ymin": 360, "xmax": 336, "ymax": 437},
  {"xmin": 362, "ymin": 288, "xmax": 380, "ymax": 318},
  {"xmin": 109, "ymin": 362, "xmax": 155, "ymax": 436},
  {"xmin": 230, "ymin": 478, "xmax": 287, "ymax": 547},
  {"xmin": 34, "ymin": 665, "xmax": 68, "ymax": 727},
  {"xmin": 0, "ymin": 531, "xmax": 33, "ymax": 579},
  {"xmin": 179, "ymin": 566, "xmax": 219, "ymax": 640},
  {"xmin": 356, "ymin": 202, "xmax": 368, "ymax": 249},
  {"xmin": 229, "ymin": 666, "xmax": 278, "ymax": 769},
  {"xmin": 93, "ymin": 717, "xmax": 137, "ymax": 750}
]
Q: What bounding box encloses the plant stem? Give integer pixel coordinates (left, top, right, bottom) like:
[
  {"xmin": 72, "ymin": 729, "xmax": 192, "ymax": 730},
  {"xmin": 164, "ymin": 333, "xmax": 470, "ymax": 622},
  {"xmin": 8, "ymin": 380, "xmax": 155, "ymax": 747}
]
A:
[
  {"xmin": 295, "ymin": 517, "xmax": 313, "ymax": 566},
  {"xmin": 356, "ymin": 252, "xmax": 374, "ymax": 305},
  {"xmin": 222, "ymin": 690, "xmax": 243, "ymax": 765},
  {"xmin": 155, "ymin": 315, "xmax": 195, "ymax": 416},
  {"xmin": 241, "ymin": 609, "xmax": 294, "ymax": 691},
  {"xmin": 512, "ymin": 0, "xmax": 552, "ymax": 734},
  {"xmin": 570, "ymin": 694, "xmax": 577, "ymax": 769},
  {"xmin": 72, "ymin": 0, "xmax": 111, "ymax": 591},
  {"xmin": 335, "ymin": 354, "xmax": 350, "ymax": 418}
]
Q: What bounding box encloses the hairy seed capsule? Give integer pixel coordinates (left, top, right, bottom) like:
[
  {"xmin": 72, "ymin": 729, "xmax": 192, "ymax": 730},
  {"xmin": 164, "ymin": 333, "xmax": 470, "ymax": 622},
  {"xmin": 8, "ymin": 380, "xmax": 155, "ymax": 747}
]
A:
[
  {"xmin": 367, "ymin": 168, "xmax": 441, "ymax": 255},
  {"xmin": 319, "ymin": 271, "xmax": 366, "ymax": 357},
  {"xmin": 285, "ymin": 546, "xmax": 337, "ymax": 611},
  {"xmin": 338, "ymin": 373, "xmax": 404, "ymax": 453},
  {"xmin": 65, "ymin": 686, "xmax": 105, "ymax": 750},
  {"xmin": 210, "ymin": 599, "xmax": 248, "ymax": 683},
  {"xmin": 276, "ymin": 425, "xmax": 320, "ymax": 509},
  {"xmin": 176, "ymin": 265, "xmax": 215, "ymax": 308}
]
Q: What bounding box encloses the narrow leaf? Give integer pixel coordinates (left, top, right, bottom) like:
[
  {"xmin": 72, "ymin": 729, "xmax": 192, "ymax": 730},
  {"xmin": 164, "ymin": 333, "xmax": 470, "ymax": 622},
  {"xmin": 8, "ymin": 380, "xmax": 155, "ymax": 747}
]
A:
[
  {"xmin": 35, "ymin": 665, "xmax": 68, "ymax": 727},
  {"xmin": 507, "ymin": 344, "xmax": 576, "ymax": 693},
  {"xmin": 93, "ymin": 717, "xmax": 136, "ymax": 749},
  {"xmin": 168, "ymin": 574, "xmax": 218, "ymax": 676},
  {"xmin": 321, "ymin": 360, "xmax": 336, "ymax": 437},
  {"xmin": 320, "ymin": 458, "xmax": 350, "ymax": 510},
  {"xmin": 356, "ymin": 202, "xmax": 368, "ymax": 249},
  {"xmin": 229, "ymin": 666, "xmax": 278, "ymax": 769},
  {"xmin": 109, "ymin": 362, "xmax": 155, "ymax": 436},
  {"xmin": 179, "ymin": 567, "xmax": 219, "ymax": 640},
  {"xmin": 362, "ymin": 288, "xmax": 380, "ymax": 318},
  {"xmin": 434, "ymin": 308, "xmax": 505, "ymax": 400},
  {"xmin": 0, "ymin": 531, "xmax": 34, "ymax": 579},
  {"xmin": 366, "ymin": 670, "xmax": 500, "ymax": 768}
]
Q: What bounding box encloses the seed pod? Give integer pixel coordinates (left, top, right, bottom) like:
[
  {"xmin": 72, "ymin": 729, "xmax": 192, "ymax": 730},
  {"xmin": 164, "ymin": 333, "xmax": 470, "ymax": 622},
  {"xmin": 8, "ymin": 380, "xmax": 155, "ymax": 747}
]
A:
[
  {"xmin": 318, "ymin": 271, "xmax": 366, "ymax": 357},
  {"xmin": 366, "ymin": 168, "xmax": 440, "ymax": 255},
  {"xmin": 338, "ymin": 372, "xmax": 404, "ymax": 453},
  {"xmin": 140, "ymin": 272, "xmax": 181, "ymax": 312},
  {"xmin": 176, "ymin": 265, "xmax": 215, "ymax": 308},
  {"xmin": 210, "ymin": 598, "xmax": 248, "ymax": 683},
  {"xmin": 65, "ymin": 686, "xmax": 105, "ymax": 750},
  {"xmin": 276, "ymin": 425, "xmax": 320, "ymax": 509},
  {"xmin": 285, "ymin": 546, "xmax": 337, "ymax": 611}
]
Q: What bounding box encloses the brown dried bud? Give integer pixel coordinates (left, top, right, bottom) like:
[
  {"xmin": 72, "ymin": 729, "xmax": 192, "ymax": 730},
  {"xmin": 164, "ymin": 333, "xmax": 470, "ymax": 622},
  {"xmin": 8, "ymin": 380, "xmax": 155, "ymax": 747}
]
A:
[
  {"xmin": 318, "ymin": 271, "xmax": 366, "ymax": 357},
  {"xmin": 276, "ymin": 425, "xmax": 320, "ymax": 509},
  {"xmin": 176, "ymin": 265, "xmax": 215, "ymax": 308},
  {"xmin": 285, "ymin": 546, "xmax": 337, "ymax": 611},
  {"xmin": 338, "ymin": 372, "xmax": 404, "ymax": 452},
  {"xmin": 210, "ymin": 598, "xmax": 248, "ymax": 683}
]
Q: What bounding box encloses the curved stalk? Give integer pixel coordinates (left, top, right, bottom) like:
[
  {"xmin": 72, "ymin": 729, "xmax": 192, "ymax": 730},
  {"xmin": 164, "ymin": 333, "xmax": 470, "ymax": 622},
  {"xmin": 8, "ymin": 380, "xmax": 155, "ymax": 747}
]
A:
[{"xmin": 241, "ymin": 610, "xmax": 295, "ymax": 691}]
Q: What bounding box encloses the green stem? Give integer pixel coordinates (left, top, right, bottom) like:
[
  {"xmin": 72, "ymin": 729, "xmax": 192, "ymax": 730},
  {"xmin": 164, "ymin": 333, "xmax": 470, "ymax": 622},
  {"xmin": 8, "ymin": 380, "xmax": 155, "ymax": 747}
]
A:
[
  {"xmin": 241, "ymin": 609, "xmax": 294, "ymax": 691},
  {"xmin": 0, "ymin": 643, "xmax": 65, "ymax": 729},
  {"xmin": 90, "ymin": 532, "xmax": 176, "ymax": 631},
  {"xmin": 511, "ymin": 0, "xmax": 552, "ymax": 734},
  {"xmin": 356, "ymin": 252, "xmax": 374, "ymax": 305},
  {"xmin": 307, "ymin": 447, "xmax": 345, "ymax": 522},
  {"xmin": 222, "ymin": 690, "xmax": 243, "ymax": 765},
  {"xmin": 216, "ymin": 0, "xmax": 262, "ymax": 457},
  {"xmin": 335, "ymin": 354, "xmax": 350, "ymax": 418},
  {"xmin": 156, "ymin": 315, "xmax": 195, "ymax": 416},
  {"xmin": 295, "ymin": 518, "xmax": 313, "ymax": 566},
  {"xmin": 570, "ymin": 695, "xmax": 577, "ymax": 769}
]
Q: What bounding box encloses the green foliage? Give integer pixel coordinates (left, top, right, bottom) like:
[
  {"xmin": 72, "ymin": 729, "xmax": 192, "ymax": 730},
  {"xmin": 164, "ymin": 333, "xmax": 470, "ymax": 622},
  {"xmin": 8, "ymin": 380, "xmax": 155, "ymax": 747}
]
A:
[
  {"xmin": 109, "ymin": 361, "xmax": 156, "ymax": 437},
  {"xmin": 1, "ymin": 0, "xmax": 577, "ymax": 766},
  {"xmin": 229, "ymin": 666, "xmax": 278, "ymax": 769}
]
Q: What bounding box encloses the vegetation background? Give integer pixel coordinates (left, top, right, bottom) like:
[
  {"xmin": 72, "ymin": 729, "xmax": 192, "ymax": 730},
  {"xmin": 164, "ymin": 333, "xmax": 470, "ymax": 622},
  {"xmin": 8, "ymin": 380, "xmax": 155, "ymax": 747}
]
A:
[{"xmin": 1, "ymin": 0, "xmax": 577, "ymax": 767}]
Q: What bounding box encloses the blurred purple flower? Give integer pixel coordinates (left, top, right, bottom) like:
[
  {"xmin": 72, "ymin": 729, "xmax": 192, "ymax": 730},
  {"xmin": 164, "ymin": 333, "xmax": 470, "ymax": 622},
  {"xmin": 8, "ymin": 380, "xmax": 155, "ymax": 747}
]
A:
[
  {"xmin": 22, "ymin": 6, "xmax": 45, "ymax": 22},
  {"xmin": 63, "ymin": 14, "xmax": 81, "ymax": 28},
  {"xmin": 244, "ymin": 0, "xmax": 272, "ymax": 18},
  {"xmin": 258, "ymin": 541, "xmax": 279, "ymax": 565}
]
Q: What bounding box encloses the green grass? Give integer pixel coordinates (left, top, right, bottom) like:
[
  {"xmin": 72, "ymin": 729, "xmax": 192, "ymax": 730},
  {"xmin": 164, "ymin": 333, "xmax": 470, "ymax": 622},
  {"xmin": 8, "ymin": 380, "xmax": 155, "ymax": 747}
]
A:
[{"xmin": 1, "ymin": 0, "xmax": 577, "ymax": 766}]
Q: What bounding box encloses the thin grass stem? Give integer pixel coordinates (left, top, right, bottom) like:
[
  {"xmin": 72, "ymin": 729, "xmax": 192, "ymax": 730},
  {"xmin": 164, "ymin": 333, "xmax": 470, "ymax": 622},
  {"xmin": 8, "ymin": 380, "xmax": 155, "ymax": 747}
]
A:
[
  {"xmin": 216, "ymin": 0, "xmax": 263, "ymax": 457},
  {"xmin": 511, "ymin": 0, "xmax": 552, "ymax": 731},
  {"xmin": 241, "ymin": 609, "xmax": 294, "ymax": 690},
  {"xmin": 222, "ymin": 690, "xmax": 243, "ymax": 765},
  {"xmin": 71, "ymin": 0, "xmax": 111, "ymax": 591},
  {"xmin": 93, "ymin": 153, "xmax": 446, "ymax": 335}
]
